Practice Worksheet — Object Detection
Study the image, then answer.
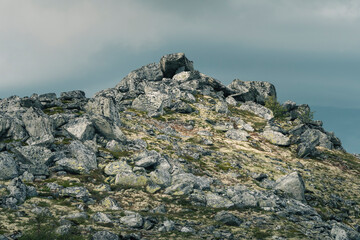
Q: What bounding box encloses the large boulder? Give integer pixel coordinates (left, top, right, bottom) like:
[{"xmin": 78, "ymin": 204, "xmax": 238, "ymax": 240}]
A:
[
  {"xmin": 104, "ymin": 161, "xmax": 132, "ymax": 176},
  {"xmin": 92, "ymin": 231, "xmax": 119, "ymax": 240},
  {"xmin": 60, "ymin": 90, "xmax": 86, "ymax": 100},
  {"xmin": 274, "ymin": 172, "xmax": 305, "ymax": 202},
  {"xmin": 228, "ymin": 79, "xmax": 276, "ymax": 105},
  {"xmin": 22, "ymin": 107, "xmax": 54, "ymax": 145},
  {"xmin": 90, "ymin": 115, "xmax": 126, "ymax": 141},
  {"xmin": 0, "ymin": 152, "xmax": 19, "ymax": 180},
  {"xmin": 225, "ymin": 129, "xmax": 250, "ymax": 141},
  {"xmin": 56, "ymin": 141, "xmax": 97, "ymax": 174},
  {"xmin": 114, "ymin": 63, "xmax": 163, "ymax": 98},
  {"xmin": 239, "ymin": 101, "xmax": 273, "ymax": 120},
  {"xmin": 131, "ymin": 92, "xmax": 172, "ymax": 117},
  {"xmin": 160, "ymin": 53, "xmax": 194, "ymax": 78},
  {"xmin": 85, "ymin": 96, "xmax": 120, "ymax": 122},
  {"xmin": 64, "ymin": 117, "xmax": 95, "ymax": 141},
  {"xmin": 214, "ymin": 211, "xmax": 242, "ymax": 226},
  {"xmin": 262, "ymin": 129, "xmax": 290, "ymax": 146}
]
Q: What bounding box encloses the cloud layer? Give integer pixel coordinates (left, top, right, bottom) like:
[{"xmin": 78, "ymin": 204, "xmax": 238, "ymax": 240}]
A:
[{"xmin": 0, "ymin": 0, "xmax": 359, "ymax": 108}]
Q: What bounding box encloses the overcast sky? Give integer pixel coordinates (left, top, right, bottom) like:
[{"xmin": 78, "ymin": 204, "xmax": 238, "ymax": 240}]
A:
[{"xmin": 0, "ymin": 1, "xmax": 359, "ymax": 152}]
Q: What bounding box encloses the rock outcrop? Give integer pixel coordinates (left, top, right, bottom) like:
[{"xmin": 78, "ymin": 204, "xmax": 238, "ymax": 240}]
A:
[{"xmin": 0, "ymin": 53, "xmax": 357, "ymax": 240}]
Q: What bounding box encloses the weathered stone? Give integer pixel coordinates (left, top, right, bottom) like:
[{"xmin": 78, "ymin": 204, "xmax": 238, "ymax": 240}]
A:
[
  {"xmin": 149, "ymin": 169, "xmax": 172, "ymax": 187},
  {"xmin": 64, "ymin": 117, "xmax": 95, "ymax": 141},
  {"xmin": 120, "ymin": 211, "xmax": 143, "ymax": 228},
  {"xmin": 206, "ymin": 192, "xmax": 234, "ymax": 209},
  {"xmin": 22, "ymin": 107, "xmax": 54, "ymax": 145},
  {"xmin": 115, "ymin": 172, "xmax": 148, "ymax": 187},
  {"xmin": 91, "ymin": 115, "xmax": 126, "ymax": 141},
  {"xmin": 214, "ymin": 211, "xmax": 242, "ymax": 226},
  {"xmin": 14, "ymin": 146, "xmax": 54, "ymax": 165},
  {"xmin": 228, "ymin": 79, "xmax": 276, "ymax": 105},
  {"xmin": 239, "ymin": 101, "xmax": 273, "ymax": 120},
  {"xmin": 0, "ymin": 152, "xmax": 19, "ymax": 180},
  {"xmin": 92, "ymin": 212, "xmax": 112, "ymax": 224},
  {"xmin": 160, "ymin": 53, "xmax": 194, "ymax": 78},
  {"xmin": 225, "ymin": 129, "xmax": 250, "ymax": 141},
  {"xmin": 60, "ymin": 187, "xmax": 90, "ymax": 200},
  {"xmin": 101, "ymin": 197, "xmax": 121, "ymax": 210},
  {"xmin": 215, "ymin": 101, "xmax": 229, "ymax": 114},
  {"xmin": 56, "ymin": 141, "xmax": 97, "ymax": 174},
  {"xmin": 275, "ymin": 172, "xmax": 305, "ymax": 202},
  {"xmin": 85, "ymin": 96, "xmax": 120, "ymax": 122},
  {"xmin": 262, "ymin": 129, "xmax": 290, "ymax": 146},
  {"xmin": 92, "ymin": 231, "xmax": 119, "ymax": 240},
  {"xmin": 104, "ymin": 161, "xmax": 132, "ymax": 176},
  {"xmin": 60, "ymin": 90, "xmax": 86, "ymax": 100},
  {"xmin": 132, "ymin": 92, "xmax": 172, "ymax": 117}
]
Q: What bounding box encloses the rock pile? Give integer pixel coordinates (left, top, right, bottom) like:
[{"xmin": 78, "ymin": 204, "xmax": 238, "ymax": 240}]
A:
[{"xmin": 0, "ymin": 53, "xmax": 358, "ymax": 240}]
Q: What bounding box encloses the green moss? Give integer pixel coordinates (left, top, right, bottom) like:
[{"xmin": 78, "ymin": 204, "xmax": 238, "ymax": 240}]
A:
[{"xmin": 43, "ymin": 106, "xmax": 65, "ymax": 115}]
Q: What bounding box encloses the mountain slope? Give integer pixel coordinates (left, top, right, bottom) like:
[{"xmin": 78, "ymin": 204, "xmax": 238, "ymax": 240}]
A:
[{"xmin": 0, "ymin": 53, "xmax": 359, "ymax": 240}]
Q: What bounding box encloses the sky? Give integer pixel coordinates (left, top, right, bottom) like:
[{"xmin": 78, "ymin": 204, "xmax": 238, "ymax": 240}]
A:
[{"xmin": 0, "ymin": 0, "xmax": 359, "ymax": 152}]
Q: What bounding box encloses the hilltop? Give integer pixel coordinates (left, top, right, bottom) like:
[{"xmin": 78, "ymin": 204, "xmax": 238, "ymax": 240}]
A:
[{"xmin": 0, "ymin": 53, "xmax": 359, "ymax": 240}]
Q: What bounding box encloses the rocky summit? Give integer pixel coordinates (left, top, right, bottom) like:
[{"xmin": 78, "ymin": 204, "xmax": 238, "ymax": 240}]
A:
[{"xmin": 0, "ymin": 53, "xmax": 359, "ymax": 240}]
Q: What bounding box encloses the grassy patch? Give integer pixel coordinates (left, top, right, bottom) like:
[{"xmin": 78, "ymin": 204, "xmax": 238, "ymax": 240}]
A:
[{"xmin": 43, "ymin": 106, "xmax": 65, "ymax": 115}]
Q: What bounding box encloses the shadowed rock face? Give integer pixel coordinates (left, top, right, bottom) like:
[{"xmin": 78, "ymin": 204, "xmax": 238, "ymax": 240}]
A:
[
  {"xmin": 160, "ymin": 53, "xmax": 194, "ymax": 78},
  {"xmin": 0, "ymin": 53, "xmax": 357, "ymax": 240}
]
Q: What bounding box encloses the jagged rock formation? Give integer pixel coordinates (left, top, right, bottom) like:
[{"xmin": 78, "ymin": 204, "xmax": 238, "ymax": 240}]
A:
[{"xmin": 0, "ymin": 53, "xmax": 359, "ymax": 240}]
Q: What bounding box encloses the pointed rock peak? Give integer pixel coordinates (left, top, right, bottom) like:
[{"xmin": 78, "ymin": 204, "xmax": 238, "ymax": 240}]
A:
[{"xmin": 160, "ymin": 53, "xmax": 194, "ymax": 78}]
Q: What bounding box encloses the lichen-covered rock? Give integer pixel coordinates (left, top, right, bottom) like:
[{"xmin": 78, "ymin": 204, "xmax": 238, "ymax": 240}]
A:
[
  {"xmin": 101, "ymin": 197, "xmax": 121, "ymax": 210},
  {"xmin": 262, "ymin": 129, "xmax": 290, "ymax": 146},
  {"xmin": 56, "ymin": 141, "xmax": 97, "ymax": 174},
  {"xmin": 64, "ymin": 116, "xmax": 95, "ymax": 141},
  {"xmin": 104, "ymin": 160, "xmax": 132, "ymax": 176},
  {"xmin": 132, "ymin": 92, "xmax": 172, "ymax": 117},
  {"xmin": 92, "ymin": 212, "xmax": 112, "ymax": 224},
  {"xmin": 115, "ymin": 172, "xmax": 148, "ymax": 188},
  {"xmin": 22, "ymin": 107, "xmax": 54, "ymax": 145},
  {"xmin": 275, "ymin": 172, "xmax": 305, "ymax": 202},
  {"xmin": 60, "ymin": 90, "xmax": 86, "ymax": 100},
  {"xmin": 228, "ymin": 79, "xmax": 276, "ymax": 105},
  {"xmin": 91, "ymin": 115, "xmax": 126, "ymax": 141},
  {"xmin": 239, "ymin": 101, "xmax": 273, "ymax": 120},
  {"xmin": 60, "ymin": 186, "xmax": 90, "ymax": 200},
  {"xmin": 214, "ymin": 211, "xmax": 242, "ymax": 226},
  {"xmin": 0, "ymin": 152, "xmax": 19, "ymax": 180},
  {"xmin": 206, "ymin": 192, "xmax": 234, "ymax": 209},
  {"xmin": 225, "ymin": 129, "xmax": 250, "ymax": 141},
  {"xmin": 14, "ymin": 146, "xmax": 54, "ymax": 165},
  {"xmin": 92, "ymin": 231, "xmax": 119, "ymax": 240},
  {"xmin": 120, "ymin": 211, "xmax": 144, "ymax": 228}
]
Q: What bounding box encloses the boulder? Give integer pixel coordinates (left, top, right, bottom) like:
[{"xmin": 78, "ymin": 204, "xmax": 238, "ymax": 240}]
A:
[
  {"xmin": 64, "ymin": 117, "xmax": 95, "ymax": 141},
  {"xmin": 91, "ymin": 115, "xmax": 126, "ymax": 141},
  {"xmin": 101, "ymin": 197, "xmax": 121, "ymax": 210},
  {"xmin": 115, "ymin": 172, "xmax": 148, "ymax": 188},
  {"xmin": 56, "ymin": 141, "xmax": 97, "ymax": 174},
  {"xmin": 228, "ymin": 79, "xmax": 276, "ymax": 105},
  {"xmin": 104, "ymin": 161, "xmax": 132, "ymax": 176},
  {"xmin": 92, "ymin": 212, "xmax": 112, "ymax": 224},
  {"xmin": 85, "ymin": 96, "xmax": 120, "ymax": 122},
  {"xmin": 120, "ymin": 211, "xmax": 144, "ymax": 228},
  {"xmin": 14, "ymin": 146, "xmax": 54, "ymax": 165},
  {"xmin": 60, "ymin": 186, "xmax": 90, "ymax": 200},
  {"xmin": 215, "ymin": 101, "xmax": 229, "ymax": 114},
  {"xmin": 225, "ymin": 129, "xmax": 250, "ymax": 141},
  {"xmin": 262, "ymin": 129, "xmax": 290, "ymax": 146},
  {"xmin": 60, "ymin": 90, "xmax": 86, "ymax": 100},
  {"xmin": 131, "ymin": 92, "xmax": 172, "ymax": 117},
  {"xmin": 214, "ymin": 211, "xmax": 242, "ymax": 226},
  {"xmin": 22, "ymin": 107, "xmax": 54, "ymax": 145},
  {"xmin": 274, "ymin": 172, "xmax": 305, "ymax": 202},
  {"xmin": 92, "ymin": 231, "xmax": 119, "ymax": 240},
  {"xmin": 115, "ymin": 63, "xmax": 163, "ymax": 95},
  {"xmin": 160, "ymin": 53, "xmax": 194, "ymax": 78},
  {"xmin": 239, "ymin": 101, "xmax": 273, "ymax": 120},
  {"xmin": 206, "ymin": 192, "xmax": 234, "ymax": 209},
  {"xmin": 0, "ymin": 152, "xmax": 19, "ymax": 180}
]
